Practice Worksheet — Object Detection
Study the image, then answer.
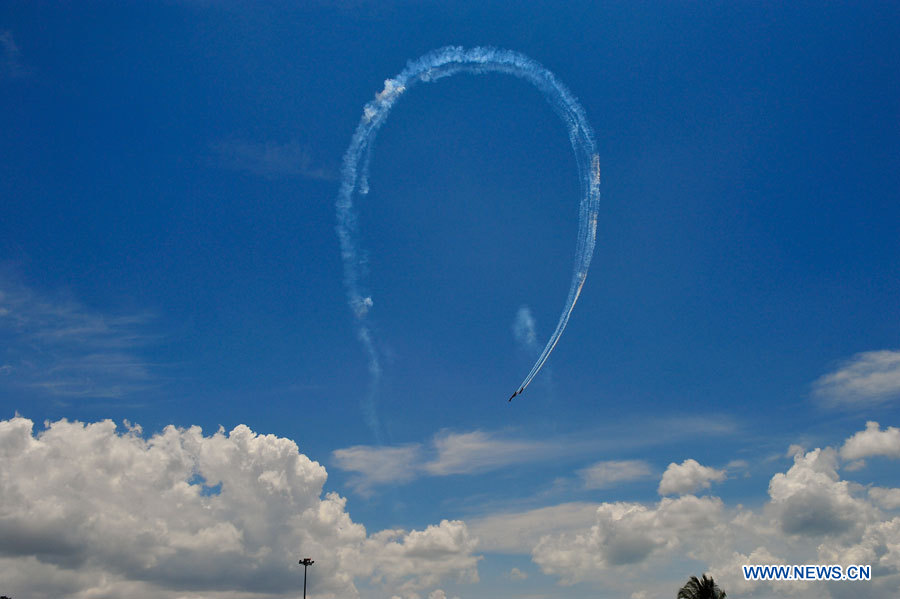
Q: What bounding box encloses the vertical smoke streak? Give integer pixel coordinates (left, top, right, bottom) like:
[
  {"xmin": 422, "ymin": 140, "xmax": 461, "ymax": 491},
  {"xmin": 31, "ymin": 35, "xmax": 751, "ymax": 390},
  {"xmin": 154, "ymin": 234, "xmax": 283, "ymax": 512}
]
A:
[
  {"xmin": 513, "ymin": 306, "xmax": 540, "ymax": 353},
  {"xmin": 336, "ymin": 46, "xmax": 600, "ymax": 429}
]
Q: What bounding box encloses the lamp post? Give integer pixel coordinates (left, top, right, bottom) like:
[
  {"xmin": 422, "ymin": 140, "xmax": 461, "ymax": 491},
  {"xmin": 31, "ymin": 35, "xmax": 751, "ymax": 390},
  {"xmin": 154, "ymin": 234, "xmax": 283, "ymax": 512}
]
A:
[{"xmin": 299, "ymin": 557, "xmax": 315, "ymax": 599}]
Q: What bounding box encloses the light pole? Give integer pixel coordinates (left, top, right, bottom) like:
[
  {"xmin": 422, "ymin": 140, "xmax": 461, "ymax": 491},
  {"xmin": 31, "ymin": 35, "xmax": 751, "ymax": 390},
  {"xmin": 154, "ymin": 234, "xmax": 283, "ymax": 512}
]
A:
[{"xmin": 299, "ymin": 557, "xmax": 314, "ymax": 599}]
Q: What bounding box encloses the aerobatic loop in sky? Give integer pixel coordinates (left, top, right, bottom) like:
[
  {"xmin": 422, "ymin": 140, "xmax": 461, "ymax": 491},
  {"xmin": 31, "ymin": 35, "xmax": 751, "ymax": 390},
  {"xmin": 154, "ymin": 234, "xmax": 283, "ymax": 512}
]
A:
[{"xmin": 336, "ymin": 46, "xmax": 600, "ymax": 410}]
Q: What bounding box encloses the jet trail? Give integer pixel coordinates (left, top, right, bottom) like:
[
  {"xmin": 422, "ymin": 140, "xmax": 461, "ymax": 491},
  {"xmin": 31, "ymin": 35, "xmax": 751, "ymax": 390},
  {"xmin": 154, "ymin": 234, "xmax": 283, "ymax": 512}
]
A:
[{"xmin": 336, "ymin": 46, "xmax": 600, "ymax": 415}]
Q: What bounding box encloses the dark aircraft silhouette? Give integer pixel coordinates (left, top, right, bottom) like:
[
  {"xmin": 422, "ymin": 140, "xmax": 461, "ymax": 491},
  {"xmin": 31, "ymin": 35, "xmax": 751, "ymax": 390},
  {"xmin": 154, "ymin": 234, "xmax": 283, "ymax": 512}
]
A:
[{"xmin": 508, "ymin": 387, "xmax": 524, "ymax": 402}]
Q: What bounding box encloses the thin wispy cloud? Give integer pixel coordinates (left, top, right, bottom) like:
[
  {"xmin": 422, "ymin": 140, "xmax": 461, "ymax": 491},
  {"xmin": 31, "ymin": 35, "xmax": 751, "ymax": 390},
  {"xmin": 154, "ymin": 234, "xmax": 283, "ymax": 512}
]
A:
[
  {"xmin": 0, "ymin": 30, "xmax": 28, "ymax": 79},
  {"xmin": 813, "ymin": 350, "xmax": 900, "ymax": 408},
  {"xmin": 209, "ymin": 139, "xmax": 334, "ymax": 180},
  {"xmin": 0, "ymin": 279, "xmax": 159, "ymax": 399},
  {"xmin": 332, "ymin": 443, "xmax": 422, "ymax": 495},
  {"xmin": 578, "ymin": 459, "xmax": 653, "ymax": 489},
  {"xmin": 333, "ymin": 416, "xmax": 737, "ymax": 494},
  {"xmin": 468, "ymin": 502, "xmax": 602, "ymax": 554},
  {"xmin": 424, "ymin": 430, "xmax": 557, "ymax": 476},
  {"xmin": 332, "ymin": 430, "xmax": 559, "ymax": 494}
]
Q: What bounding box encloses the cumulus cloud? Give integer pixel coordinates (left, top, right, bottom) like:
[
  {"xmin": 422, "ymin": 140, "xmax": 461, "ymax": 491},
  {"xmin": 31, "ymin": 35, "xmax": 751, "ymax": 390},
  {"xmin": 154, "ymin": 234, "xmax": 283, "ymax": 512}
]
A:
[
  {"xmin": 813, "ymin": 350, "xmax": 900, "ymax": 407},
  {"xmin": 767, "ymin": 447, "xmax": 875, "ymax": 537},
  {"xmin": 367, "ymin": 520, "xmax": 479, "ymax": 591},
  {"xmin": 210, "ymin": 139, "xmax": 333, "ymax": 180},
  {"xmin": 520, "ymin": 443, "xmax": 900, "ymax": 596},
  {"xmin": 579, "ymin": 460, "xmax": 653, "ymax": 489},
  {"xmin": 448, "ymin": 423, "xmax": 900, "ymax": 597},
  {"xmin": 0, "ymin": 417, "xmax": 479, "ymax": 599},
  {"xmin": 868, "ymin": 487, "xmax": 900, "ymax": 510},
  {"xmin": 509, "ymin": 566, "xmax": 528, "ymax": 580},
  {"xmin": 707, "ymin": 546, "xmax": 798, "ymax": 597},
  {"xmin": 787, "ymin": 443, "xmax": 806, "ymax": 458},
  {"xmin": 0, "ymin": 279, "xmax": 159, "ymax": 399},
  {"xmin": 840, "ymin": 421, "xmax": 900, "ymax": 461},
  {"xmin": 658, "ymin": 459, "xmax": 726, "ymax": 496},
  {"xmin": 817, "ymin": 517, "xmax": 900, "ymax": 587},
  {"xmin": 533, "ymin": 495, "xmax": 726, "ymax": 583}
]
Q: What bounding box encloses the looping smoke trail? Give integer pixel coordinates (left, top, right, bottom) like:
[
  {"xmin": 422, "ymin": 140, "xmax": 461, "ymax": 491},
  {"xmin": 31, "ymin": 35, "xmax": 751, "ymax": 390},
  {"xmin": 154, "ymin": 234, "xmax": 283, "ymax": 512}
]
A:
[{"xmin": 336, "ymin": 46, "xmax": 600, "ymax": 423}]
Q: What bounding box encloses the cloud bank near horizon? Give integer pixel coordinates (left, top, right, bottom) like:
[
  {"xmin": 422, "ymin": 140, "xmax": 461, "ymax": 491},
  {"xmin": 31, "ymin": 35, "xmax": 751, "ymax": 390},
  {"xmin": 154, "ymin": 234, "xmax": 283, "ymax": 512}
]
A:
[
  {"xmin": 539, "ymin": 448, "xmax": 899, "ymax": 598},
  {"xmin": 3, "ymin": 415, "xmax": 900, "ymax": 598},
  {"xmin": 469, "ymin": 423, "xmax": 900, "ymax": 598},
  {"xmin": 0, "ymin": 417, "xmax": 477, "ymax": 599}
]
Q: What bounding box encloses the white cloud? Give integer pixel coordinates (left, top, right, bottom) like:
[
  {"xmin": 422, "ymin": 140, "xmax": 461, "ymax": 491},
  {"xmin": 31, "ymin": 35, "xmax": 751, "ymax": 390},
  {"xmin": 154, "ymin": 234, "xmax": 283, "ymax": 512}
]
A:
[
  {"xmin": 868, "ymin": 487, "xmax": 900, "ymax": 510},
  {"xmin": 707, "ymin": 547, "xmax": 799, "ymax": 597},
  {"xmin": 532, "ymin": 495, "xmax": 726, "ymax": 583},
  {"xmin": 332, "ymin": 443, "xmax": 422, "ymax": 495},
  {"xmin": 579, "ymin": 460, "xmax": 653, "ymax": 489},
  {"xmin": 358, "ymin": 421, "xmax": 891, "ymax": 598},
  {"xmin": 509, "ymin": 567, "xmax": 528, "ymax": 580},
  {"xmin": 424, "ymin": 430, "xmax": 556, "ymax": 476},
  {"xmin": 328, "ymin": 422, "xmax": 900, "ymax": 596},
  {"xmin": 497, "ymin": 434, "xmax": 900, "ymax": 597},
  {"xmin": 813, "ymin": 350, "xmax": 900, "ymax": 407},
  {"xmin": 0, "ymin": 279, "xmax": 159, "ymax": 399},
  {"xmin": 843, "ymin": 459, "xmax": 868, "ymax": 471},
  {"xmin": 0, "ymin": 417, "xmax": 480, "ymax": 599},
  {"xmin": 787, "ymin": 443, "xmax": 806, "ymax": 457},
  {"xmin": 331, "ymin": 430, "xmax": 559, "ymax": 492},
  {"xmin": 367, "ymin": 520, "xmax": 479, "ymax": 591},
  {"xmin": 840, "ymin": 421, "xmax": 900, "ymax": 461},
  {"xmin": 817, "ymin": 517, "xmax": 900, "ymax": 588},
  {"xmin": 210, "ymin": 139, "xmax": 333, "ymax": 180},
  {"xmin": 658, "ymin": 459, "xmax": 726, "ymax": 496},
  {"xmin": 468, "ymin": 502, "xmax": 601, "ymax": 554},
  {"xmin": 767, "ymin": 447, "xmax": 876, "ymax": 537},
  {"xmin": 332, "ymin": 418, "xmax": 736, "ymax": 493}
]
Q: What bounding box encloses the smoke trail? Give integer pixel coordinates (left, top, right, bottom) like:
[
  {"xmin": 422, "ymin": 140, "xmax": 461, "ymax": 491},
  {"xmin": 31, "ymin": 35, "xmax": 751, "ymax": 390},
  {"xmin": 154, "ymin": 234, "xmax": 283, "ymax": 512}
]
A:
[
  {"xmin": 513, "ymin": 305, "xmax": 540, "ymax": 353},
  {"xmin": 336, "ymin": 46, "xmax": 600, "ymax": 419}
]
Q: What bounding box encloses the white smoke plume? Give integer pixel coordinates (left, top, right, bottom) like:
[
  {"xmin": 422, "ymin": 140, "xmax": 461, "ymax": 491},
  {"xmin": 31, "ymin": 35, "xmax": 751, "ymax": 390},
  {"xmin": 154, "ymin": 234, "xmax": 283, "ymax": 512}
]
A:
[{"xmin": 335, "ymin": 46, "xmax": 601, "ymax": 422}]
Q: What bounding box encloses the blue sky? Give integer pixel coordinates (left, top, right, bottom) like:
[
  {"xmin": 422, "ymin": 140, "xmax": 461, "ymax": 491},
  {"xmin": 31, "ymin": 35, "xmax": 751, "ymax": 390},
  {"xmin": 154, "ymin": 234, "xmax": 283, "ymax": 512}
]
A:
[{"xmin": 2, "ymin": 2, "xmax": 900, "ymax": 598}]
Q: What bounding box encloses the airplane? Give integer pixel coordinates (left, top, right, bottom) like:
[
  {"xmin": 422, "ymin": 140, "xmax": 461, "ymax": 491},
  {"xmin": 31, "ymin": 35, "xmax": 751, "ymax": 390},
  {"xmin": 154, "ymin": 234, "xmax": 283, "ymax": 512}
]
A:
[{"xmin": 508, "ymin": 387, "xmax": 524, "ymax": 402}]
